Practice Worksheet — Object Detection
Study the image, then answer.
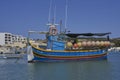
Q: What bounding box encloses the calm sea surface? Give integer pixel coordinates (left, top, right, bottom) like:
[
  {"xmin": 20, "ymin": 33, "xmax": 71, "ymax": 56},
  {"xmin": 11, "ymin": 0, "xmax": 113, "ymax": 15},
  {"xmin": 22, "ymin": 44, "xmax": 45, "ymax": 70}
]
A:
[{"xmin": 0, "ymin": 52, "xmax": 120, "ymax": 80}]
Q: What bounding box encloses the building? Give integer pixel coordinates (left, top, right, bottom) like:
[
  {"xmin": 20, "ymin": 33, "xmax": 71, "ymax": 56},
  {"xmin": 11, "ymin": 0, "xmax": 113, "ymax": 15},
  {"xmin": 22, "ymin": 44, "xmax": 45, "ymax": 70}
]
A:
[
  {"xmin": 0, "ymin": 32, "xmax": 27, "ymax": 46},
  {"xmin": 13, "ymin": 35, "xmax": 26, "ymax": 43},
  {"xmin": 0, "ymin": 32, "xmax": 13, "ymax": 45}
]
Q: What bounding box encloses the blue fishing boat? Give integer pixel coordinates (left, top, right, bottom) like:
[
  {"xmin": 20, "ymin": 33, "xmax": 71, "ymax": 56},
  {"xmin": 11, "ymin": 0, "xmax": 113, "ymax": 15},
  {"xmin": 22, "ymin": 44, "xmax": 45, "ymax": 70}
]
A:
[
  {"xmin": 27, "ymin": 23, "xmax": 111, "ymax": 62},
  {"xmin": 27, "ymin": 0, "xmax": 111, "ymax": 62}
]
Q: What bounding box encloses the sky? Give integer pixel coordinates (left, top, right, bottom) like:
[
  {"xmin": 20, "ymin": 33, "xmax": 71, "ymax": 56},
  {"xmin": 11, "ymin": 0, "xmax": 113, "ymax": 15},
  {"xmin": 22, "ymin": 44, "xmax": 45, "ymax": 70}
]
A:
[{"xmin": 0, "ymin": 0, "xmax": 120, "ymax": 38}]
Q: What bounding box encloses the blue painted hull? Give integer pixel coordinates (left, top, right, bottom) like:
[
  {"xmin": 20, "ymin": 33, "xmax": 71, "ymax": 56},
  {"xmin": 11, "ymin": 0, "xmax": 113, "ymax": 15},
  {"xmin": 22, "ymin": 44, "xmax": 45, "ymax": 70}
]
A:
[
  {"xmin": 30, "ymin": 45, "xmax": 108, "ymax": 62},
  {"xmin": 32, "ymin": 56, "xmax": 107, "ymax": 62}
]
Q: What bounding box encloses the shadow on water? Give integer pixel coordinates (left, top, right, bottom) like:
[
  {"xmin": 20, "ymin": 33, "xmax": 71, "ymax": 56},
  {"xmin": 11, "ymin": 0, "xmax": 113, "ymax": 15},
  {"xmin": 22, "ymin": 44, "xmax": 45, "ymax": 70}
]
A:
[{"xmin": 27, "ymin": 53, "xmax": 120, "ymax": 80}]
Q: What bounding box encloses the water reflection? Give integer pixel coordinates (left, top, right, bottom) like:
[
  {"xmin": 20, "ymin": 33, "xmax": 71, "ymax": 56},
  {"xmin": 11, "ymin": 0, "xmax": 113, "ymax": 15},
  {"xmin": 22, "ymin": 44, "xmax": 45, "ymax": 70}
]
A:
[
  {"xmin": 28, "ymin": 60, "xmax": 114, "ymax": 80},
  {"xmin": 0, "ymin": 53, "xmax": 120, "ymax": 80}
]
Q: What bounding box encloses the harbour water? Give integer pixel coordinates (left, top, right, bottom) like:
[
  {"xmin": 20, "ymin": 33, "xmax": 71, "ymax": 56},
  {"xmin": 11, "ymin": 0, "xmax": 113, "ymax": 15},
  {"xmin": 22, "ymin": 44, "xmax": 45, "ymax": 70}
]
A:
[{"xmin": 0, "ymin": 52, "xmax": 120, "ymax": 80}]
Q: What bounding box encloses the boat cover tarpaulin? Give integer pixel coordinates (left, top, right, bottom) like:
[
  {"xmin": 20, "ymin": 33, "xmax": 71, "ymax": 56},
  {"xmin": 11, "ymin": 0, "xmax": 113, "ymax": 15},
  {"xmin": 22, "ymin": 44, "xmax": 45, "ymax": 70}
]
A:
[{"xmin": 65, "ymin": 32, "xmax": 111, "ymax": 38}]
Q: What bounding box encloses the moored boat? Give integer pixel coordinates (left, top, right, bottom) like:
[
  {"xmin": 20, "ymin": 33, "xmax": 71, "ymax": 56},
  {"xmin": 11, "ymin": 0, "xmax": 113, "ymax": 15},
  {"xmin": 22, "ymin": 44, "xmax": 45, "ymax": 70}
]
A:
[
  {"xmin": 27, "ymin": 24, "xmax": 111, "ymax": 62},
  {"xmin": 27, "ymin": 0, "xmax": 111, "ymax": 62}
]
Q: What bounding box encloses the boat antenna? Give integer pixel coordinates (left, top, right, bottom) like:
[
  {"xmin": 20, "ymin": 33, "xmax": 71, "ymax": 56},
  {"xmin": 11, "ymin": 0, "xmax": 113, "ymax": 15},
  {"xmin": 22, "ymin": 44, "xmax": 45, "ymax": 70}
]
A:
[
  {"xmin": 65, "ymin": 0, "xmax": 68, "ymax": 33},
  {"xmin": 60, "ymin": 20, "xmax": 62, "ymax": 33},
  {"xmin": 48, "ymin": 0, "xmax": 52, "ymax": 24}
]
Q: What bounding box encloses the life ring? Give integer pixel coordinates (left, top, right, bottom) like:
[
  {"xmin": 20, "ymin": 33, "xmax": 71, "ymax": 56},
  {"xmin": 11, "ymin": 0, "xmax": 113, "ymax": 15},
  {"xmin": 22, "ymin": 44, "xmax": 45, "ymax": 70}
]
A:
[{"xmin": 49, "ymin": 27, "xmax": 58, "ymax": 35}]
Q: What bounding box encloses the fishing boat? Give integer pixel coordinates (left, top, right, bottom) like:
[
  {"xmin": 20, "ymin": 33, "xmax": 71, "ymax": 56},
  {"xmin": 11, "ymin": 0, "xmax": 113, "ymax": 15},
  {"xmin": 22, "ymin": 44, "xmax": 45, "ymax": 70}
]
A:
[
  {"xmin": 27, "ymin": 24, "xmax": 111, "ymax": 62},
  {"xmin": 27, "ymin": 0, "xmax": 111, "ymax": 62}
]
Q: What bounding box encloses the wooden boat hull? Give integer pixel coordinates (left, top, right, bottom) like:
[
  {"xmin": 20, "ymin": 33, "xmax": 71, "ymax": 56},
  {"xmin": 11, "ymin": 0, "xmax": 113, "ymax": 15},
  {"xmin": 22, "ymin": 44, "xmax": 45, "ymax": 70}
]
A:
[{"xmin": 29, "ymin": 44, "xmax": 108, "ymax": 62}]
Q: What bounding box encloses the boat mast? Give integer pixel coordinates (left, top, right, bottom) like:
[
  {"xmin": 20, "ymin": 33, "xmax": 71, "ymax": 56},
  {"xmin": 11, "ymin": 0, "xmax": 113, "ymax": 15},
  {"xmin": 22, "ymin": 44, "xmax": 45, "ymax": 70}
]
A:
[
  {"xmin": 65, "ymin": 0, "xmax": 68, "ymax": 33},
  {"xmin": 53, "ymin": 0, "xmax": 56, "ymax": 25},
  {"xmin": 48, "ymin": 0, "xmax": 52, "ymax": 24},
  {"xmin": 47, "ymin": 0, "xmax": 58, "ymax": 26},
  {"xmin": 60, "ymin": 20, "xmax": 62, "ymax": 34}
]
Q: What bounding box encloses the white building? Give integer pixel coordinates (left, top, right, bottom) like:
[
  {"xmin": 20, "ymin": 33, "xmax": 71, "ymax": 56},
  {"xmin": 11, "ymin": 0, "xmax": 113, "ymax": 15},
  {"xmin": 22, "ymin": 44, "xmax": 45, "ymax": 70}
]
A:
[
  {"xmin": 0, "ymin": 33, "xmax": 13, "ymax": 45},
  {"xmin": 0, "ymin": 32, "xmax": 27, "ymax": 46},
  {"xmin": 13, "ymin": 35, "xmax": 26, "ymax": 43}
]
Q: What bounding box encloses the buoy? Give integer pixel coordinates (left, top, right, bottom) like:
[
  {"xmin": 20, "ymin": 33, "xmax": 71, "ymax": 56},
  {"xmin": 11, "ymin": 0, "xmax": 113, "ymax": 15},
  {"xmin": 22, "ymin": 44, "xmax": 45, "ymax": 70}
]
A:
[
  {"xmin": 82, "ymin": 41, "xmax": 87, "ymax": 47},
  {"xmin": 105, "ymin": 41, "xmax": 110, "ymax": 47},
  {"xmin": 66, "ymin": 42, "xmax": 73, "ymax": 48},
  {"xmin": 91, "ymin": 41, "xmax": 96, "ymax": 46},
  {"xmin": 77, "ymin": 42, "xmax": 82, "ymax": 48},
  {"xmin": 73, "ymin": 43, "xmax": 78, "ymax": 48},
  {"xmin": 49, "ymin": 27, "xmax": 58, "ymax": 35},
  {"xmin": 96, "ymin": 41, "xmax": 100, "ymax": 46},
  {"xmin": 100, "ymin": 41, "xmax": 105, "ymax": 46},
  {"xmin": 87, "ymin": 41, "xmax": 92, "ymax": 46}
]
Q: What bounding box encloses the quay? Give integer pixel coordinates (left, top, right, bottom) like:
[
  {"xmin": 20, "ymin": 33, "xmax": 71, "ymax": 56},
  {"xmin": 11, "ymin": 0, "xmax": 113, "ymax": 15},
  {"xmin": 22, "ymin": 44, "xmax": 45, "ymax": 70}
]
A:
[{"xmin": 0, "ymin": 53, "xmax": 24, "ymax": 59}]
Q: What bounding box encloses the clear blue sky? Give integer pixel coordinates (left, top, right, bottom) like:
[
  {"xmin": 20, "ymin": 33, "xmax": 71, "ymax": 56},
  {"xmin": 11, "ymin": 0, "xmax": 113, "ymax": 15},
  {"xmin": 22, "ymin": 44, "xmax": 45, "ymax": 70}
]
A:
[{"xmin": 0, "ymin": 0, "xmax": 120, "ymax": 38}]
